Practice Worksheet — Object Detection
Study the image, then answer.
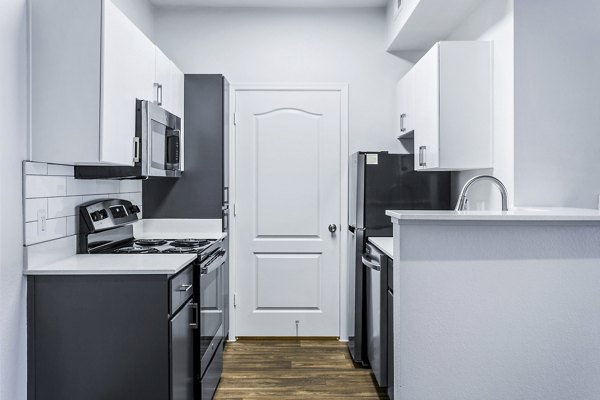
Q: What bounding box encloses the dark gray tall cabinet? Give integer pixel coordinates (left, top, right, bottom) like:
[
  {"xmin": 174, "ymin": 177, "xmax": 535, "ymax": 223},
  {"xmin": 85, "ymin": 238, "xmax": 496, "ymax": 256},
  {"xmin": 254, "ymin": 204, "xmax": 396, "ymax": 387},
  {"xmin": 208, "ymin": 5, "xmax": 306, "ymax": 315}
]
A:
[{"xmin": 143, "ymin": 74, "xmax": 230, "ymax": 340}]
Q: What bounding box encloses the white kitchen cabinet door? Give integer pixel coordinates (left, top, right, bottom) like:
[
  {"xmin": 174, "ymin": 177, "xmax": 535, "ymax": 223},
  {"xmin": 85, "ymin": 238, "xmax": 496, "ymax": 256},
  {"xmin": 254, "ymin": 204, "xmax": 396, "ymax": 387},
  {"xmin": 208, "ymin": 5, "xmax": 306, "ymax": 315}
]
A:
[
  {"xmin": 101, "ymin": 0, "xmax": 155, "ymax": 165},
  {"xmin": 155, "ymin": 49, "xmax": 184, "ymax": 117},
  {"xmin": 155, "ymin": 48, "xmax": 174, "ymax": 112},
  {"xmin": 413, "ymin": 45, "xmax": 440, "ymax": 170},
  {"xmin": 171, "ymin": 61, "xmax": 185, "ymax": 118},
  {"xmin": 412, "ymin": 41, "xmax": 492, "ymax": 171},
  {"xmin": 396, "ymin": 68, "xmax": 415, "ymax": 139}
]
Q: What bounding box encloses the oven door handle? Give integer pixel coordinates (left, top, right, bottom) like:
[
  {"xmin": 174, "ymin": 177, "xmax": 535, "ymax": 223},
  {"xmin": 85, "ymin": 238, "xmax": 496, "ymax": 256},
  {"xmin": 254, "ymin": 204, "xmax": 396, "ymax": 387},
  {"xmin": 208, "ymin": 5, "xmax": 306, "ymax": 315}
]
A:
[{"xmin": 201, "ymin": 257, "xmax": 226, "ymax": 276}]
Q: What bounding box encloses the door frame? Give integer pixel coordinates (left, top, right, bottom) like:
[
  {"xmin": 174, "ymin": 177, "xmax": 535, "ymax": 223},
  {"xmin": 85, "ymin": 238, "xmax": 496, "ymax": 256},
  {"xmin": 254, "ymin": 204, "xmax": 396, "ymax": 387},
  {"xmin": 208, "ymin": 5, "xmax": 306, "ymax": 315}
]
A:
[{"xmin": 227, "ymin": 83, "xmax": 349, "ymax": 341}]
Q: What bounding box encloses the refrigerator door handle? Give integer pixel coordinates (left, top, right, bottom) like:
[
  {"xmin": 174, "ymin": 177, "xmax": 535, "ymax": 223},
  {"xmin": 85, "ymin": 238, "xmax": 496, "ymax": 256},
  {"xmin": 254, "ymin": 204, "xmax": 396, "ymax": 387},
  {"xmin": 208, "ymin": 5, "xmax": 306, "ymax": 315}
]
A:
[
  {"xmin": 348, "ymin": 225, "xmax": 366, "ymax": 233},
  {"xmin": 362, "ymin": 255, "xmax": 381, "ymax": 271}
]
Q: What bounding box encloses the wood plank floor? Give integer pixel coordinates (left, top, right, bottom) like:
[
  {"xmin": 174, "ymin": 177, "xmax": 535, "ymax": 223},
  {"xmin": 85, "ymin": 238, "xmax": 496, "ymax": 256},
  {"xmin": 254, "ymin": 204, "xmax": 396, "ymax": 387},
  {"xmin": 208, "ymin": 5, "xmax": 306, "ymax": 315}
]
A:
[{"xmin": 214, "ymin": 338, "xmax": 388, "ymax": 400}]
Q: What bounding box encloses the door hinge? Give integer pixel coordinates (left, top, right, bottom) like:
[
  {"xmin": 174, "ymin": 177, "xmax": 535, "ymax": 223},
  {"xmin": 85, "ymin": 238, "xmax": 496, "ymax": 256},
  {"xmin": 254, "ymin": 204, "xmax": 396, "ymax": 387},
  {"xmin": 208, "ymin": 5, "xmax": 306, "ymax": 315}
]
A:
[
  {"xmin": 233, "ymin": 203, "xmax": 236, "ymax": 217},
  {"xmin": 233, "ymin": 293, "xmax": 237, "ymax": 308},
  {"xmin": 233, "ymin": 112, "xmax": 239, "ymax": 126}
]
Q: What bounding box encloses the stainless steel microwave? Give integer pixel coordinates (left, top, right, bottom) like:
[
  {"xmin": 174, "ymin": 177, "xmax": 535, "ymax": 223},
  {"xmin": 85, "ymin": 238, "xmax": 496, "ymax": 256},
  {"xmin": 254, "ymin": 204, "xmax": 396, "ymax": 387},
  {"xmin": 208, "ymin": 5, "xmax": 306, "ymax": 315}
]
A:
[{"xmin": 75, "ymin": 100, "xmax": 182, "ymax": 179}]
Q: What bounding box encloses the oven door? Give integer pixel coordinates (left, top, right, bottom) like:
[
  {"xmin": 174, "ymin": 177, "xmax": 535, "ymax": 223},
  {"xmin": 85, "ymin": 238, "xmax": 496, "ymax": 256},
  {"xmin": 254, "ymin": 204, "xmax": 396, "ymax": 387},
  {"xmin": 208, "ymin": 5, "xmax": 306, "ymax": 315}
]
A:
[
  {"xmin": 199, "ymin": 251, "xmax": 225, "ymax": 377},
  {"xmin": 143, "ymin": 101, "xmax": 182, "ymax": 177}
]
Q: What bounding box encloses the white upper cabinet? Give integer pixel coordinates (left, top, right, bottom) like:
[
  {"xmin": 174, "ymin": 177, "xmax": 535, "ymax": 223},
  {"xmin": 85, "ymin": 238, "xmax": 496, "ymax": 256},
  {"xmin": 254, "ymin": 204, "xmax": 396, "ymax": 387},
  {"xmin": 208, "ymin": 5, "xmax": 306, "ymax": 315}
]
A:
[
  {"xmin": 395, "ymin": 68, "xmax": 415, "ymax": 140},
  {"xmin": 30, "ymin": 0, "xmax": 184, "ymax": 166},
  {"xmin": 386, "ymin": 0, "xmax": 484, "ymax": 51},
  {"xmin": 398, "ymin": 41, "xmax": 492, "ymax": 171},
  {"xmin": 101, "ymin": 0, "xmax": 155, "ymax": 165},
  {"xmin": 155, "ymin": 48, "xmax": 185, "ymax": 117}
]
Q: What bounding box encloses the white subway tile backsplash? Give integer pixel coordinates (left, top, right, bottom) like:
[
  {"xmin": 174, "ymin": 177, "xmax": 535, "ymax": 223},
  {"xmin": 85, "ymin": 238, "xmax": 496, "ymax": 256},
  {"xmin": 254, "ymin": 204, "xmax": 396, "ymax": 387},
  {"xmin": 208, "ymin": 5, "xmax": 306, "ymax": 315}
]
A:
[
  {"xmin": 23, "ymin": 162, "xmax": 142, "ymax": 263},
  {"xmin": 129, "ymin": 192, "xmax": 143, "ymax": 207},
  {"xmin": 119, "ymin": 179, "xmax": 141, "ymax": 193},
  {"xmin": 66, "ymin": 216, "xmax": 77, "ymax": 236},
  {"xmin": 25, "ymin": 198, "xmax": 47, "ymax": 222},
  {"xmin": 47, "ymin": 196, "xmax": 83, "ymax": 219},
  {"xmin": 25, "ymin": 217, "xmax": 67, "ymax": 245},
  {"xmin": 96, "ymin": 180, "xmax": 120, "ymax": 194},
  {"xmin": 47, "ymin": 164, "xmax": 74, "ymax": 176},
  {"xmin": 66, "ymin": 177, "xmax": 97, "ymax": 196},
  {"xmin": 25, "ymin": 175, "xmax": 67, "ymax": 198},
  {"xmin": 81, "ymin": 194, "xmax": 108, "ymax": 203},
  {"xmin": 66, "ymin": 178, "xmax": 121, "ymax": 196},
  {"xmin": 24, "ymin": 161, "xmax": 48, "ymax": 175}
]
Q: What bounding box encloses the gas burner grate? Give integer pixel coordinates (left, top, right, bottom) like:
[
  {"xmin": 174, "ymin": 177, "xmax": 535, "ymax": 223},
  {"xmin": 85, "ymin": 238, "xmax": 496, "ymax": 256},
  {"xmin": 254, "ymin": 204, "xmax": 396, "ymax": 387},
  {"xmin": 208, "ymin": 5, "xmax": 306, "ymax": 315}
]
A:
[
  {"xmin": 161, "ymin": 247, "xmax": 198, "ymax": 254},
  {"xmin": 114, "ymin": 247, "xmax": 160, "ymax": 254},
  {"xmin": 169, "ymin": 239, "xmax": 211, "ymax": 248},
  {"xmin": 134, "ymin": 239, "xmax": 168, "ymax": 247}
]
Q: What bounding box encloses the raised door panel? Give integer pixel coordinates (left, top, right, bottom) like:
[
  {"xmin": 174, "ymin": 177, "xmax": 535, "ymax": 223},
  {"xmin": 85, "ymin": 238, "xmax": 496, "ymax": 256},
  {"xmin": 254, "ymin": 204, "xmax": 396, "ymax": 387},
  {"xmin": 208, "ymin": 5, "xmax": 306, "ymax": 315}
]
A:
[
  {"xmin": 255, "ymin": 254, "xmax": 321, "ymax": 309},
  {"xmin": 413, "ymin": 44, "xmax": 440, "ymax": 170},
  {"xmin": 255, "ymin": 110, "xmax": 320, "ymax": 237},
  {"xmin": 101, "ymin": 0, "xmax": 155, "ymax": 165}
]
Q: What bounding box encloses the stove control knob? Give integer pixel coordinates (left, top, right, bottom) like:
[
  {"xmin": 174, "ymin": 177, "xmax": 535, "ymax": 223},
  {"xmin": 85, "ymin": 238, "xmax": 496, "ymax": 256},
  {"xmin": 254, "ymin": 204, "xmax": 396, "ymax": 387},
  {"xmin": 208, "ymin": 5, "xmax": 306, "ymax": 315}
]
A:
[{"xmin": 90, "ymin": 210, "xmax": 108, "ymax": 222}]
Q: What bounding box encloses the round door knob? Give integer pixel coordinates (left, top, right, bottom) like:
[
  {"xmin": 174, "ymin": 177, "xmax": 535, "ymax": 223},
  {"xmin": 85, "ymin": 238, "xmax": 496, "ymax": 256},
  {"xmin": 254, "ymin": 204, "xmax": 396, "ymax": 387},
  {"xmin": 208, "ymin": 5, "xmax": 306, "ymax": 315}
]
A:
[{"xmin": 328, "ymin": 224, "xmax": 337, "ymax": 233}]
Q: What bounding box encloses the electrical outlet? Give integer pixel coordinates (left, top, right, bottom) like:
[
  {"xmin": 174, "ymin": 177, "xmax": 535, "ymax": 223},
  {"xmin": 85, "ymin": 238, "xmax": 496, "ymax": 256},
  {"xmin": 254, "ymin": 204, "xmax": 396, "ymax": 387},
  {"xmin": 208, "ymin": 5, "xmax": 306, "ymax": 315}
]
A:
[{"xmin": 37, "ymin": 209, "xmax": 47, "ymax": 235}]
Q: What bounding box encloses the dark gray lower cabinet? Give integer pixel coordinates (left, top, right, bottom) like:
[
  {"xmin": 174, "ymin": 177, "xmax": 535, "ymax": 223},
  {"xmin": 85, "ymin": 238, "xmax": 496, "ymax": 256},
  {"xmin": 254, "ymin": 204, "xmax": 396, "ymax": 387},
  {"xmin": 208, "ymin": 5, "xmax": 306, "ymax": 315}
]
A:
[
  {"xmin": 27, "ymin": 264, "xmax": 196, "ymax": 400},
  {"xmin": 171, "ymin": 299, "xmax": 195, "ymax": 400}
]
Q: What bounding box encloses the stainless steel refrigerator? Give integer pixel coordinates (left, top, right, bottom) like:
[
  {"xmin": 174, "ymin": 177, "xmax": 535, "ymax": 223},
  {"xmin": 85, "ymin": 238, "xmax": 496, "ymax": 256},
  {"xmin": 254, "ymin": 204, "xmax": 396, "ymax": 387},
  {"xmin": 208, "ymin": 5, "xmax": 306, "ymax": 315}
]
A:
[{"xmin": 347, "ymin": 152, "xmax": 451, "ymax": 365}]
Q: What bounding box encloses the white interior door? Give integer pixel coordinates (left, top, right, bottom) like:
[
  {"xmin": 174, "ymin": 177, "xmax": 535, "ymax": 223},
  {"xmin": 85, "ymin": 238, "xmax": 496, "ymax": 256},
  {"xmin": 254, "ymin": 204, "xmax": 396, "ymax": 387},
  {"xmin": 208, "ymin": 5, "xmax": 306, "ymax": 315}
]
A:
[{"xmin": 234, "ymin": 88, "xmax": 342, "ymax": 337}]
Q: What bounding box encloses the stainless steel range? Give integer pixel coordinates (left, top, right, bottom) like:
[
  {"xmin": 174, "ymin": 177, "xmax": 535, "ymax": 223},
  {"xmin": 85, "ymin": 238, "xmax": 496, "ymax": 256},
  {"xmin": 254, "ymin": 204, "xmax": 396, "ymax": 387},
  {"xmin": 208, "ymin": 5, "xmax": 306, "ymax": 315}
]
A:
[{"xmin": 78, "ymin": 198, "xmax": 225, "ymax": 399}]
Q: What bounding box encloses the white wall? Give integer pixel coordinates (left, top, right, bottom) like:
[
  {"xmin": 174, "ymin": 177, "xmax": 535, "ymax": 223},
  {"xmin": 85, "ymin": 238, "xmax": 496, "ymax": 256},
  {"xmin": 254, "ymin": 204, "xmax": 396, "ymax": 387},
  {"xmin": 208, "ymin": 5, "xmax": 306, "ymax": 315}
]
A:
[
  {"xmin": 447, "ymin": 0, "xmax": 514, "ymax": 209},
  {"xmin": 0, "ymin": 0, "xmax": 28, "ymax": 399},
  {"xmin": 514, "ymin": 0, "xmax": 600, "ymax": 209},
  {"xmin": 112, "ymin": 0, "xmax": 156, "ymax": 40},
  {"xmin": 154, "ymin": 7, "xmax": 411, "ymax": 155}
]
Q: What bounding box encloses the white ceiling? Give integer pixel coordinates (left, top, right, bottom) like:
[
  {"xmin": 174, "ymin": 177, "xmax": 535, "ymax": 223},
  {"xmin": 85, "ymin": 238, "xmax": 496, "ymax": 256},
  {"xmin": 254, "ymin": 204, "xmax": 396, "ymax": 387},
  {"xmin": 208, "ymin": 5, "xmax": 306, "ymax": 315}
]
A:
[{"xmin": 150, "ymin": 0, "xmax": 388, "ymax": 8}]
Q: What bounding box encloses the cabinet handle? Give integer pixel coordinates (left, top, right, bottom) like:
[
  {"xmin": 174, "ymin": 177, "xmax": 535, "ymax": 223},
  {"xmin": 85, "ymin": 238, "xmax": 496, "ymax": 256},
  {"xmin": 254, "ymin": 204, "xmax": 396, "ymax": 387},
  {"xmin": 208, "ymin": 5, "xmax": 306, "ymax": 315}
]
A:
[
  {"xmin": 177, "ymin": 283, "xmax": 193, "ymax": 292},
  {"xmin": 400, "ymin": 113, "xmax": 406, "ymax": 132},
  {"xmin": 188, "ymin": 302, "xmax": 198, "ymax": 329},
  {"xmin": 133, "ymin": 137, "xmax": 140, "ymax": 163},
  {"xmin": 419, "ymin": 146, "xmax": 427, "ymax": 167},
  {"xmin": 154, "ymin": 83, "xmax": 163, "ymax": 106}
]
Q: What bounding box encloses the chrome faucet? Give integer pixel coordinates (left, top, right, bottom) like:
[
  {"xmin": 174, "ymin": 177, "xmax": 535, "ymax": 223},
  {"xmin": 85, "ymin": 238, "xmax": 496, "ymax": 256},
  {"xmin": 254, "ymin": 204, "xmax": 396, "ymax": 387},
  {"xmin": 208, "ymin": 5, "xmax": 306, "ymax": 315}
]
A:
[{"xmin": 455, "ymin": 175, "xmax": 509, "ymax": 211}]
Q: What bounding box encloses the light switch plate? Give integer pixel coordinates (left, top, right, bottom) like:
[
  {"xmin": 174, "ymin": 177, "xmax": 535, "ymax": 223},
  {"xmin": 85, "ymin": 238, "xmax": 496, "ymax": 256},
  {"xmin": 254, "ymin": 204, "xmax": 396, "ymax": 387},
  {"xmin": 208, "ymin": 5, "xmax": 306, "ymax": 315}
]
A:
[{"xmin": 37, "ymin": 209, "xmax": 47, "ymax": 235}]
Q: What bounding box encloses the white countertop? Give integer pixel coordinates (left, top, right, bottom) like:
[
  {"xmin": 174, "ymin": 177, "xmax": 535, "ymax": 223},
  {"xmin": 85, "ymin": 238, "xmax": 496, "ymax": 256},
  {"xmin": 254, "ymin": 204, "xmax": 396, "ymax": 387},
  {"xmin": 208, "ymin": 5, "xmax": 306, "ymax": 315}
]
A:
[
  {"xmin": 25, "ymin": 254, "xmax": 197, "ymax": 275},
  {"xmin": 386, "ymin": 207, "xmax": 600, "ymax": 222},
  {"xmin": 368, "ymin": 237, "xmax": 393, "ymax": 259}
]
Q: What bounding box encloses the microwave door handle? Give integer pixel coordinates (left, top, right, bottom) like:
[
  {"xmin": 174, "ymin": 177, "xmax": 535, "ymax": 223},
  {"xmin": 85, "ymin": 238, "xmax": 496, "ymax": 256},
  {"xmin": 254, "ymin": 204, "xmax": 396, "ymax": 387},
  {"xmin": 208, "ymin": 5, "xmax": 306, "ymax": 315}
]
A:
[{"xmin": 165, "ymin": 130, "xmax": 181, "ymax": 170}]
